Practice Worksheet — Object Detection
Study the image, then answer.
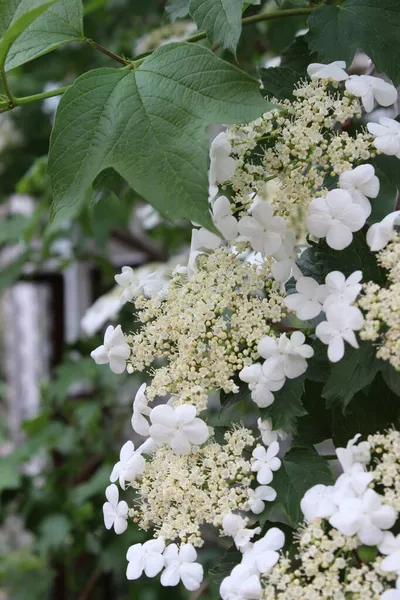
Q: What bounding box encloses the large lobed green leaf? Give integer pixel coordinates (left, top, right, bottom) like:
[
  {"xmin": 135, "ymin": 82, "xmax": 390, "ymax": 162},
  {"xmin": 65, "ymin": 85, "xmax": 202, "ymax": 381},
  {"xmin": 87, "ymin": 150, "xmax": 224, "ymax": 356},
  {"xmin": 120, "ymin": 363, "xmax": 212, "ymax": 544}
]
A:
[
  {"xmin": 307, "ymin": 0, "xmax": 400, "ymax": 85},
  {"xmin": 5, "ymin": 0, "xmax": 84, "ymax": 71},
  {"xmin": 189, "ymin": 0, "xmax": 243, "ymax": 53},
  {"xmin": 48, "ymin": 43, "xmax": 268, "ymax": 229}
]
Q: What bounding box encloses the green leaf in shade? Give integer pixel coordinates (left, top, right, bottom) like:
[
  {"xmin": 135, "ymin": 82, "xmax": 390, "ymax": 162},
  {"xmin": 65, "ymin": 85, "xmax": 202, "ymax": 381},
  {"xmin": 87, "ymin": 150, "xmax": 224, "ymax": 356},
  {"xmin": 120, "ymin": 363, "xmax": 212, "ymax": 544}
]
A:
[
  {"xmin": 307, "ymin": 0, "xmax": 400, "ymax": 85},
  {"xmin": 38, "ymin": 514, "xmax": 71, "ymax": 551},
  {"xmin": 189, "ymin": 0, "xmax": 243, "ymax": 53},
  {"xmin": 281, "ymin": 35, "xmax": 316, "ymax": 74},
  {"xmin": 260, "ymin": 376, "xmax": 307, "ymax": 433},
  {"xmin": 260, "ymin": 66, "xmax": 301, "ymax": 100},
  {"xmin": 331, "ymin": 374, "xmax": 400, "ymax": 446},
  {"xmin": 296, "ymin": 232, "xmax": 386, "ymax": 286},
  {"xmin": 263, "ymin": 446, "xmax": 333, "ymax": 526},
  {"xmin": 369, "ymin": 155, "xmax": 400, "ymax": 224},
  {"xmin": 0, "ymin": 458, "xmax": 21, "ymax": 493},
  {"xmin": 0, "ymin": 0, "xmax": 56, "ymax": 67},
  {"xmin": 48, "ymin": 43, "xmax": 268, "ymax": 229},
  {"xmin": 5, "ymin": 0, "xmax": 83, "ymax": 71},
  {"xmin": 166, "ymin": 0, "xmax": 190, "ymax": 21},
  {"xmin": 0, "ymin": 251, "xmax": 28, "ymax": 292},
  {"xmin": 322, "ymin": 342, "xmax": 382, "ymax": 411},
  {"xmin": 295, "ymin": 380, "xmax": 333, "ymax": 445}
]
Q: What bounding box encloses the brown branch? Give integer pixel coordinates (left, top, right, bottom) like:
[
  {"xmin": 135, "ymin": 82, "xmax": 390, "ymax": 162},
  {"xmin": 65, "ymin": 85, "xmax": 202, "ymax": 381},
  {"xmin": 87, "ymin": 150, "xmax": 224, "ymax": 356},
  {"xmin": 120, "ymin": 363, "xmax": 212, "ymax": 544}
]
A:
[
  {"xmin": 77, "ymin": 567, "xmax": 102, "ymax": 600},
  {"xmin": 85, "ymin": 39, "xmax": 129, "ymax": 65}
]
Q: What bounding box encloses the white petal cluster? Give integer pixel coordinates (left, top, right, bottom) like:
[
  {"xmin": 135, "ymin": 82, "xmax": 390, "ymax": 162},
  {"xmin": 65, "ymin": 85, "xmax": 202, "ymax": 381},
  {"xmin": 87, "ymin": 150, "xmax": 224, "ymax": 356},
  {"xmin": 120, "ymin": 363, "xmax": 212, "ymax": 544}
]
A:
[
  {"xmin": 115, "ymin": 266, "xmax": 168, "ymax": 304},
  {"xmin": 148, "ymin": 404, "xmax": 209, "ymax": 455},
  {"xmin": 251, "ymin": 442, "xmax": 281, "ymax": 485},
  {"xmin": 91, "ymin": 324, "xmax": 130, "ymax": 374},
  {"xmin": 238, "ymin": 202, "xmax": 286, "ymax": 256},
  {"xmin": 307, "ymin": 61, "xmax": 348, "ymax": 82},
  {"xmin": 212, "ymin": 195, "xmax": 239, "ymax": 241},
  {"xmin": 345, "ymin": 75, "xmax": 397, "ymax": 113},
  {"xmin": 367, "ymin": 211, "xmax": 400, "ymax": 251},
  {"xmin": 110, "ymin": 440, "xmax": 146, "ymax": 489},
  {"xmin": 368, "ymin": 118, "xmax": 400, "ymax": 158},
  {"xmin": 222, "ymin": 513, "xmax": 261, "ymax": 552},
  {"xmin": 103, "ymin": 484, "xmax": 128, "ymax": 534},
  {"xmin": 338, "ymin": 164, "xmax": 380, "ymax": 217},
  {"xmin": 209, "ymin": 131, "xmax": 237, "ymax": 185}
]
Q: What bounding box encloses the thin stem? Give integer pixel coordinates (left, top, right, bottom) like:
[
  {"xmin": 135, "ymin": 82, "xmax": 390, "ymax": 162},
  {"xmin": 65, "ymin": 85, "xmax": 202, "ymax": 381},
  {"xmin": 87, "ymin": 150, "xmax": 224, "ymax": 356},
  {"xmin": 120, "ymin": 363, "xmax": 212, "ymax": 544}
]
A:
[
  {"xmin": 85, "ymin": 38, "xmax": 129, "ymax": 65},
  {"xmin": 13, "ymin": 85, "xmax": 70, "ymax": 106},
  {"xmin": 131, "ymin": 6, "xmax": 315, "ymax": 63},
  {"xmin": 0, "ymin": 69, "xmax": 15, "ymax": 107}
]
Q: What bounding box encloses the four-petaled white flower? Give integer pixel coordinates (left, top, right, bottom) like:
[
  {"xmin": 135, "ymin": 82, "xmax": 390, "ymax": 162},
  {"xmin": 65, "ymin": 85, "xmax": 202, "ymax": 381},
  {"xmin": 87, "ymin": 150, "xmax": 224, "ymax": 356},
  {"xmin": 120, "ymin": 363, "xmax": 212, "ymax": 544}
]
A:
[
  {"xmin": 149, "ymin": 404, "xmax": 209, "ymax": 455},
  {"xmin": 306, "ymin": 189, "xmax": 366, "ymax": 251},
  {"xmin": 338, "ymin": 164, "xmax": 380, "ymax": 217},
  {"xmin": 380, "ymin": 533, "xmax": 400, "ymax": 588},
  {"xmin": 238, "ymin": 202, "xmax": 286, "ymax": 256},
  {"xmin": 329, "ymin": 488, "xmax": 397, "ymax": 546},
  {"xmin": 258, "ymin": 332, "xmax": 314, "ymax": 380},
  {"xmin": 131, "ymin": 383, "xmax": 151, "ymax": 437},
  {"xmin": 285, "ymin": 276, "xmax": 327, "ymax": 321},
  {"xmin": 307, "ymin": 61, "xmax": 348, "ymax": 81},
  {"xmin": 126, "ymin": 537, "xmax": 165, "ymax": 580},
  {"xmin": 247, "ymin": 485, "xmax": 277, "ymax": 514},
  {"xmin": 161, "ymin": 543, "xmax": 204, "ymax": 591},
  {"xmin": 220, "ymin": 564, "xmax": 262, "ymax": 600},
  {"xmin": 241, "ymin": 528, "xmax": 285, "ymax": 574},
  {"xmin": 110, "ymin": 441, "xmax": 146, "ymax": 489},
  {"xmin": 301, "ymin": 484, "xmax": 337, "ymax": 522},
  {"xmin": 103, "ymin": 484, "xmax": 128, "ymax": 534},
  {"xmin": 367, "ymin": 117, "xmax": 400, "ymax": 158},
  {"xmin": 251, "ymin": 442, "xmax": 281, "ymax": 485},
  {"xmin": 323, "ymin": 270, "xmax": 363, "ymax": 310},
  {"xmin": 271, "ymin": 231, "xmax": 302, "ymax": 283},
  {"xmin": 257, "ymin": 418, "xmax": 287, "ymax": 447},
  {"xmin": 366, "ymin": 210, "xmax": 400, "ymax": 251},
  {"xmin": 315, "ymin": 302, "xmax": 364, "ymax": 362},
  {"xmin": 91, "ymin": 325, "xmax": 130, "ymax": 374},
  {"xmin": 222, "ymin": 513, "xmax": 261, "ymax": 552},
  {"xmin": 345, "ymin": 75, "xmax": 398, "ymax": 113},
  {"xmin": 212, "ymin": 196, "xmax": 238, "ymax": 241},
  {"xmin": 115, "ymin": 266, "xmax": 167, "ymax": 304},
  {"xmin": 209, "ymin": 131, "xmax": 237, "ymax": 185},
  {"xmin": 239, "ymin": 363, "xmax": 285, "ymax": 408}
]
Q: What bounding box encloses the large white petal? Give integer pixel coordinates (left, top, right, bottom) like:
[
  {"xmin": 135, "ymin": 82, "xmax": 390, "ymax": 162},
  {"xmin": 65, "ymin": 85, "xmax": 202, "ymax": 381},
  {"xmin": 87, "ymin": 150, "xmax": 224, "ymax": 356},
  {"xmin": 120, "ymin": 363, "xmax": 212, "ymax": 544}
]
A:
[
  {"xmin": 180, "ymin": 563, "xmax": 203, "ymax": 591},
  {"xmin": 327, "ymin": 336, "xmax": 345, "ymax": 363},
  {"xmin": 144, "ymin": 553, "xmax": 165, "ymax": 578},
  {"xmin": 161, "ymin": 564, "xmax": 181, "ymax": 587},
  {"xmin": 326, "ymin": 222, "xmax": 353, "ymax": 251},
  {"xmin": 182, "ymin": 418, "xmax": 209, "ymax": 445},
  {"xmin": 175, "ymin": 404, "xmax": 197, "ymax": 425},
  {"xmin": 150, "ymin": 404, "xmax": 176, "ymax": 427},
  {"xmin": 170, "ymin": 433, "xmax": 192, "ymax": 455}
]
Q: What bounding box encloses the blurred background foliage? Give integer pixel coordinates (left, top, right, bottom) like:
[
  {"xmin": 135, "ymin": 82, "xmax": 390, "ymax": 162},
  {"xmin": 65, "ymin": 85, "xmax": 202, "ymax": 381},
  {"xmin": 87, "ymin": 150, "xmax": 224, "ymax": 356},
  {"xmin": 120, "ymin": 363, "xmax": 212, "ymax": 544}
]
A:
[{"xmin": 0, "ymin": 0, "xmax": 311, "ymax": 598}]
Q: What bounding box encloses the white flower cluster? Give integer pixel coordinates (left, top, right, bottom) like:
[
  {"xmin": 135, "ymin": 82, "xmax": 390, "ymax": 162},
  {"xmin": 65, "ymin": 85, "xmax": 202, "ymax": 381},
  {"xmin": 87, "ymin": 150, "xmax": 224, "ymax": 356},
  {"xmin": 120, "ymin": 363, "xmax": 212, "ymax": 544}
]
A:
[{"xmin": 219, "ymin": 430, "xmax": 400, "ymax": 600}]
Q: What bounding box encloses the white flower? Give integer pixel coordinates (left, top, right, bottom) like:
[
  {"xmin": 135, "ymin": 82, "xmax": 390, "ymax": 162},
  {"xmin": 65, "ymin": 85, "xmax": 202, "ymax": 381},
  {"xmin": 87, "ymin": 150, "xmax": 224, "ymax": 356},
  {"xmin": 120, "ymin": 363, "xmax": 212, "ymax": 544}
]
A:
[
  {"xmin": 368, "ymin": 117, "xmax": 400, "ymax": 158},
  {"xmin": 381, "ymin": 589, "xmax": 400, "ymax": 600},
  {"xmin": 258, "ymin": 332, "xmax": 314, "ymax": 380},
  {"xmin": 301, "ymin": 484, "xmax": 337, "ymax": 522},
  {"xmin": 209, "ymin": 131, "xmax": 237, "ymax": 185},
  {"xmin": 257, "ymin": 418, "xmax": 287, "ymax": 447},
  {"xmin": 90, "ymin": 325, "xmax": 130, "ymax": 374},
  {"xmin": 110, "ymin": 441, "xmax": 146, "ymax": 489},
  {"xmin": 323, "ymin": 270, "xmax": 363, "ymax": 310},
  {"xmin": 284, "ymin": 276, "xmax": 327, "ymax": 321},
  {"xmin": 148, "ymin": 404, "xmax": 209, "ymax": 455},
  {"xmin": 334, "ymin": 462, "xmax": 374, "ymax": 498},
  {"xmin": 239, "ymin": 363, "xmax": 285, "ymax": 408},
  {"xmin": 251, "ymin": 442, "xmax": 281, "ymax": 485},
  {"xmin": 248, "ymin": 485, "xmax": 277, "ymax": 514},
  {"xmin": 220, "ymin": 564, "xmax": 262, "ymax": 600},
  {"xmin": 238, "ymin": 202, "xmax": 286, "ymax": 256},
  {"xmin": 329, "ymin": 488, "xmax": 397, "ymax": 545},
  {"xmin": 315, "ymin": 302, "xmax": 364, "ymax": 362},
  {"xmin": 190, "ymin": 226, "xmax": 221, "ymax": 252},
  {"xmin": 367, "ymin": 210, "xmax": 400, "ymax": 251},
  {"xmin": 241, "ymin": 528, "xmax": 285, "ymax": 574},
  {"xmin": 81, "ymin": 288, "xmax": 120, "ymax": 336},
  {"xmin": 380, "ymin": 532, "xmax": 400, "ymax": 556},
  {"xmin": 103, "ymin": 484, "xmax": 128, "ymax": 534},
  {"xmin": 338, "ymin": 164, "xmax": 380, "ymax": 217},
  {"xmin": 161, "ymin": 543, "xmax": 203, "ymax": 591},
  {"xmin": 306, "ymin": 189, "xmax": 366, "ymax": 250},
  {"xmin": 212, "ymin": 196, "xmax": 238, "ymax": 241},
  {"xmin": 336, "ymin": 434, "xmax": 371, "ymax": 469},
  {"xmin": 271, "ymin": 231, "xmax": 302, "ymax": 283},
  {"xmin": 115, "ymin": 266, "xmax": 167, "ymax": 304},
  {"xmin": 345, "ymin": 75, "xmax": 397, "ymax": 113},
  {"xmin": 307, "ymin": 61, "xmax": 348, "ymax": 81},
  {"xmin": 126, "ymin": 537, "xmax": 165, "ymax": 580},
  {"xmin": 222, "ymin": 513, "xmax": 261, "ymax": 552},
  {"xmin": 131, "ymin": 383, "xmax": 151, "ymax": 437}
]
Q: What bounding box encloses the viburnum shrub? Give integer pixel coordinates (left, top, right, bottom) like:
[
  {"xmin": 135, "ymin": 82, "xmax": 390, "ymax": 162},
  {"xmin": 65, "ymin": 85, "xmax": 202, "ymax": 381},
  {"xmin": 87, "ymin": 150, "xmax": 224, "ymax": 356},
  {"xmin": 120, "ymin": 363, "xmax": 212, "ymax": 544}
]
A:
[{"xmin": 2, "ymin": 0, "xmax": 400, "ymax": 597}]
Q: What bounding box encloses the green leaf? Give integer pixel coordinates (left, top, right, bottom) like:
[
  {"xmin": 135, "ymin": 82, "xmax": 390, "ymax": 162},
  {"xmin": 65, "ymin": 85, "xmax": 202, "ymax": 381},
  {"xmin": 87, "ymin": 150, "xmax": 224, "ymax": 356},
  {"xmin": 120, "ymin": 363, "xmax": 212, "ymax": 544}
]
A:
[
  {"xmin": 295, "ymin": 381, "xmax": 333, "ymax": 445},
  {"xmin": 71, "ymin": 464, "xmax": 111, "ymax": 505},
  {"xmin": 307, "ymin": 0, "xmax": 400, "ymax": 85},
  {"xmin": 380, "ymin": 361, "xmax": 400, "ymax": 396},
  {"xmin": 48, "ymin": 43, "xmax": 268, "ymax": 229},
  {"xmin": 260, "ymin": 66, "xmax": 300, "ymax": 100},
  {"xmin": 281, "ymin": 35, "xmax": 315, "ymax": 74},
  {"xmin": 0, "ymin": 251, "xmax": 28, "ymax": 292},
  {"xmin": 220, "ymin": 380, "xmax": 251, "ymax": 412},
  {"xmin": 260, "ymin": 376, "xmax": 307, "ymax": 433},
  {"xmin": 322, "ymin": 342, "xmax": 381, "ymax": 410},
  {"xmin": 296, "ymin": 232, "xmax": 385, "ymax": 286},
  {"xmin": 0, "ymin": 0, "xmax": 57, "ymax": 67},
  {"xmin": 369, "ymin": 155, "xmax": 400, "ymax": 224},
  {"xmin": 38, "ymin": 514, "xmax": 71, "ymax": 551},
  {"xmin": 166, "ymin": 0, "xmax": 190, "ymax": 21},
  {"xmin": 189, "ymin": 0, "xmax": 243, "ymax": 53},
  {"xmin": 0, "ymin": 458, "xmax": 21, "ymax": 493},
  {"xmin": 265, "ymin": 446, "xmax": 333, "ymax": 526},
  {"xmin": 305, "ymin": 339, "xmax": 331, "ymax": 383},
  {"xmin": 5, "ymin": 0, "xmax": 83, "ymax": 71},
  {"xmin": 209, "ymin": 547, "xmax": 242, "ymax": 584},
  {"xmin": 0, "ymin": 215, "xmax": 30, "ymax": 244}
]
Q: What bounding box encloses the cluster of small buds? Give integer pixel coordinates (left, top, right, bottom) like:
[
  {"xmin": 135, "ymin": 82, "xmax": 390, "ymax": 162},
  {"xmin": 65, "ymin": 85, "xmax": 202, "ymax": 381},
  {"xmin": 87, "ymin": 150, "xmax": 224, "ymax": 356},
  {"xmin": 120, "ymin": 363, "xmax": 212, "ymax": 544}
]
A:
[
  {"xmin": 126, "ymin": 247, "xmax": 286, "ymax": 410},
  {"xmin": 368, "ymin": 429, "xmax": 400, "ymax": 512},
  {"xmin": 359, "ymin": 234, "xmax": 400, "ymax": 370},
  {"xmin": 130, "ymin": 427, "xmax": 256, "ymax": 546}
]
